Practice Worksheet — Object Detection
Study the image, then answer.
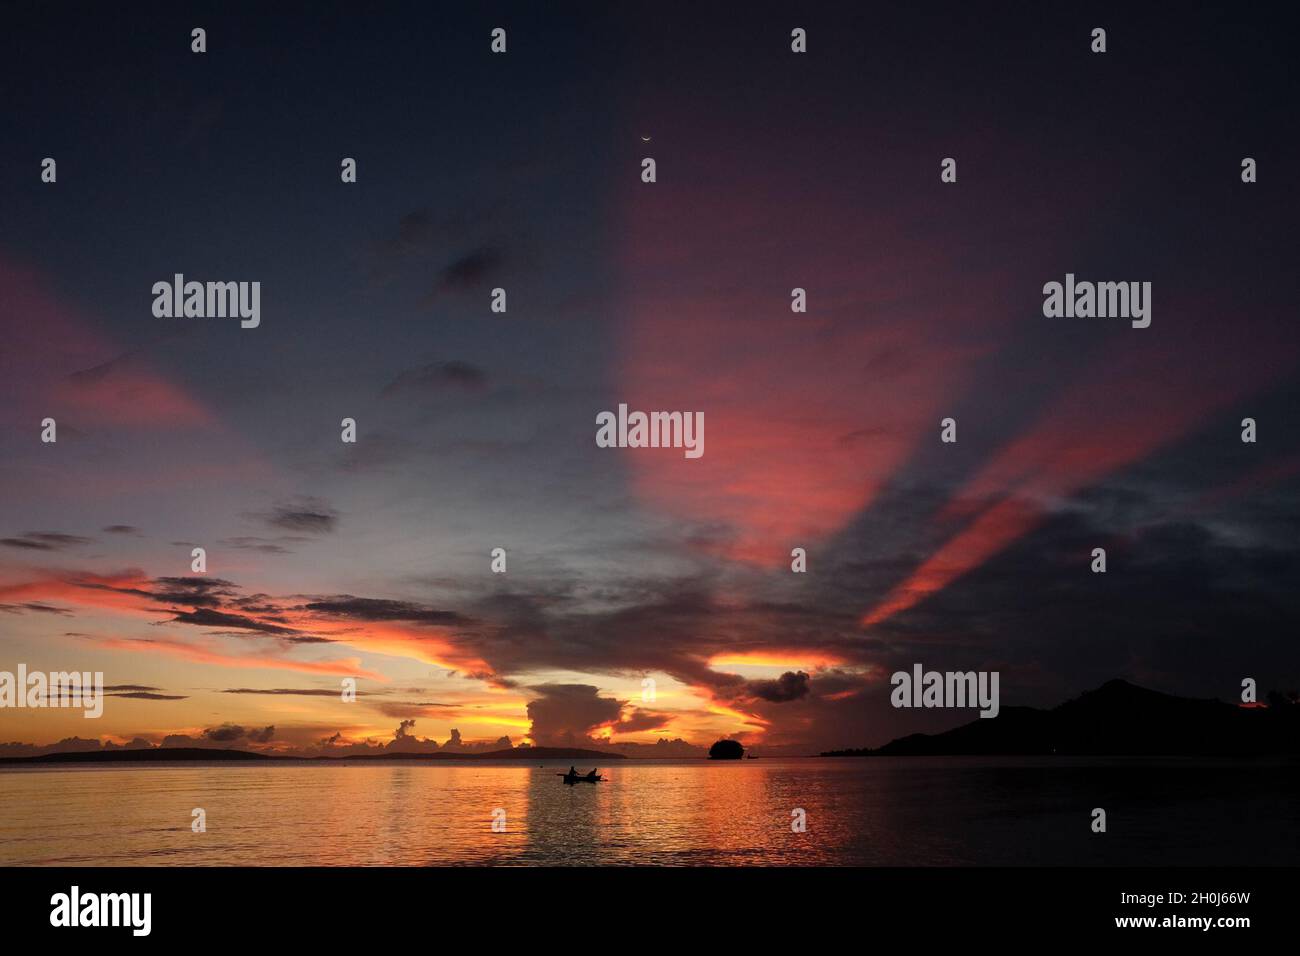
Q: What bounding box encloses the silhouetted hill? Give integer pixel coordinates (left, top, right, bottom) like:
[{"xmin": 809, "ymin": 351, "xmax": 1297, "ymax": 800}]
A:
[
  {"xmin": 0, "ymin": 745, "xmax": 626, "ymax": 765},
  {"xmin": 823, "ymin": 680, "xmax": 1300, "ymax": 757},
  {"xmin": 0, "ymin": 747, "xmax": 276, "ymax": 764}
]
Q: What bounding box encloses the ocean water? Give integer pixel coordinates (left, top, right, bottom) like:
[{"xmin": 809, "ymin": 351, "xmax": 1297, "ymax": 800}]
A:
[{"xmin": 0, "ymin": 757, "xmax": 1295, "ymax": 866}]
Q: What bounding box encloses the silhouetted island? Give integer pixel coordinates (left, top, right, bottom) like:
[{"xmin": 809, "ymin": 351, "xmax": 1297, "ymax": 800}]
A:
[
  {"xmin": 708, "ymin": 739, "xmax": 745, "ymax": 760},
  {"xmin": 822, "ymin": 679, "xmax": 1300, "ymax": 757}
]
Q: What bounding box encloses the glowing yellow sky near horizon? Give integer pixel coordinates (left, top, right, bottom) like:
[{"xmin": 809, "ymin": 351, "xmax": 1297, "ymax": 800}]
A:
[
  {"xmin": 0, "ymin": 611, "xmax": 758, "ymax": 749},
  {"xmin": 0, "ymin": 562, "xmax": 843, "ymax": 751}
]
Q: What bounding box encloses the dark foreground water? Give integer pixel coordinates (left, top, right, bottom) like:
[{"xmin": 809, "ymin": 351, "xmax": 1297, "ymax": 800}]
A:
[{"xmin": 1, "ymin": 756, "xmax": 1295, "ymax": 865}]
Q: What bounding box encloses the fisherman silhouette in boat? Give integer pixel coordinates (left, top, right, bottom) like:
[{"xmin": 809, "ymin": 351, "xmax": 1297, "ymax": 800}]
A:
[{"xmin": 560, "ymin": 766, "xmax": 603, "ymax": 784}]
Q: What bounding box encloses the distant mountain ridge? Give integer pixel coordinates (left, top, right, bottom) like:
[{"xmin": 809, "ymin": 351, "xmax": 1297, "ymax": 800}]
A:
[
  {"xmin": 824, "ymin": 679, "xmax": 1300, "ymax": 757},
  {"xmin": 0, "ymin": 745, "xmax": 625, "ymax": 765}
]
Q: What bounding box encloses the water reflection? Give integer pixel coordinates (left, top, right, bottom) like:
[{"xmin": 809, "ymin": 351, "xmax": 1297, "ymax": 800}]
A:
[{"xmin": 0, "ymin": 757, "xmax": 1293, "ymax": 866}]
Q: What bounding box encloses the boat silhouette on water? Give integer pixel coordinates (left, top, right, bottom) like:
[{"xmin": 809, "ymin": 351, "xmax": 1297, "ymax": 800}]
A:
[{"xmin": 557, "ymin": 767, "xmax": 603, "ymax": 784}]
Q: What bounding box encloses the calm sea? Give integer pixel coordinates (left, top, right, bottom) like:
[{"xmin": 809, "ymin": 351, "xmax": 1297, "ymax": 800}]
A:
[{"xmin": 1, "ymin": 756, "xmax": 1295, "ymax": 866}]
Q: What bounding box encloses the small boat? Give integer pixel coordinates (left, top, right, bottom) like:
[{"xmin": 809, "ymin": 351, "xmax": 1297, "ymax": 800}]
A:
[{"xmin": 557, "ymin": 771, "xmax": 603, "ymax": 784}]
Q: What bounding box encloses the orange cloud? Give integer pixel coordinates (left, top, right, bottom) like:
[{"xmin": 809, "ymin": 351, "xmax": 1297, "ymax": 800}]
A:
[
  {"xmin": 706, "ymin": 702, "xmax": 769, "ymax": 730},
  {"xmin": 273, "ymin": 616, "xmax": 494, "ymax": 677},
  {"xmin": 0, "ymin": 569, "xmax": 157, "ymax": 616},
  {"xmin": 95, "ymin": 635, "xmax": 386, "ymax": 681}
]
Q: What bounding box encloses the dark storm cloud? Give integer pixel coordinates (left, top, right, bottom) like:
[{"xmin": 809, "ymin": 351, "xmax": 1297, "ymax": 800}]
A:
[
  {"xmin": 380, "ymin": 360, "xmax": 488, "ymax": 397},
  {"xmin": 100, "ymin": 684, "xmax": 188, "ymax": 700},
  {"xmin": 611, "ymin": 708, "xmax": 674, "ymax": 734},
  {"xmin": 450, "ymin": 579, "xmax": 875, "ymax": 699},
  {"xmin": 221, "ymin": 687, "xmax": 357, "ymax": 697},
  {"xmin": 246, "ymin": 725, "xmax": 276, "ymax": 744},
  {"xmin": 218, "ymin": 536, "xmax": 302, "ymax": 555},
  {"xmin": 746, "ymin": 671, "xmax": 811, "ymax": 703},
  {"xmin": 0, "ymin": 532, "xmax": 93, "ymax": 551},
  {"xmin": 167, "ymin": 607, "xmax": 313, "ymax": 639},
  {"xmin": 166, "ymin": 608, "xmax": 277, "ymax": 630},
  {"xmin": 198, "ymin": 724, "xmax": 275, "ymax": 744},
  {"xmin": 227, "ymin": 594, "xmax": 287, "ymax": 614},
  {"xmin": 0, "ymin": 602, "xmax": 70, "ymax": 615},
  {"xmin": 202, "ymin": 724, "xmax": 247, "ymax": 743},
  {"xmin": 526, "ymin": 684, "xmax": 623, "ymax": 745},
  {"xmin": 252, "ymin": 497, "xmax": 339, "ymax": 535},
  {"xmin": 148, "ymin": 577, "xmax": 240, "ymax": 608},
  {"xmin": 385, "ymin": 719, "xmax": 441, "ymax": 753},
  {"xmin": 805, "ymin": 669, "xmax": 875, "ymax": 697},
  {"xmin": 299, "ymin": 596, "xmax": 474, "ymax": 626}
]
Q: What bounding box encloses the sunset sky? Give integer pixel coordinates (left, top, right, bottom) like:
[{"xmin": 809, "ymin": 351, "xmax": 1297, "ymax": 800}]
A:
[{"xmin": 2, "ymin": 4, "xmax": 1297, "ymax": 757}]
